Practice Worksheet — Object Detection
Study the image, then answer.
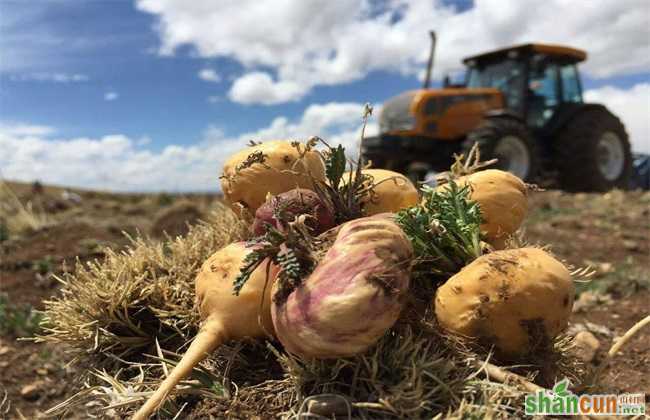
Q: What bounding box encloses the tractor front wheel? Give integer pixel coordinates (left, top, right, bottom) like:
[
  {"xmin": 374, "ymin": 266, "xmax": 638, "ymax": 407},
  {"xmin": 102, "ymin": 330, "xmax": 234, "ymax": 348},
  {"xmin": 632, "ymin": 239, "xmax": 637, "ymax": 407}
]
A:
[
  {"xmin": 553, "ymin": 108, "xmax": 632, "ymax": 191},
  {"xmin": 464, "ymin": 117, "xmax": 539, "ymax": 181}
]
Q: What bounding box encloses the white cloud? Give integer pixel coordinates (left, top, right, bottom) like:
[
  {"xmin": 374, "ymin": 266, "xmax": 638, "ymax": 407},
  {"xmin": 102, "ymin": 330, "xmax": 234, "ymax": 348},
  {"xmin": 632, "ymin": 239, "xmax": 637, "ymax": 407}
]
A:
[
  {"xmin": 104, "ymin": 91, "xmax": 119, "ymax": 101},
  {"xmin": 228, "ymin": 72, "xmax": 308, "ymax": 105},
  {"xmin": 0, "ymin": 103, "xmax": 378, "ymax": 191},
  {"xmin": 136, "ymin": 137, "xmax": 152, "ymax": 146},
  {"xmin": 9, "ymin": 72, "xmax": 89, "ymax": 83},
  {"xmin": 198, "ymin": 68, "xmax": 221, "ymax": 82},
  {"xmin": 136, "ymin": 0, "xmax": 650, "ymax": 105},
  {"xmin": 236, "ymin": 102, "xmax": 378, "ymax": 153},
  {"xmin": 0, "ymin": 123, "xmax": 55, "ymax": 137},
  {"xmin": 584, "ymin": 83, "xmax": 650, "ymax": 154}
]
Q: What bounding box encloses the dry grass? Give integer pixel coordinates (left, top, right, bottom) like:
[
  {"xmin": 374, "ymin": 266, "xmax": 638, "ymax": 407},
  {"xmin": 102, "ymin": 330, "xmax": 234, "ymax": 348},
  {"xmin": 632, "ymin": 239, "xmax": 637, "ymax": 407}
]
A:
[
  {"xmin": 37, "ymin": 204, "xmax": 585, "ymax": 419},
  {"xmin": 37, "ymin": 204, "xmax": 247, "ymax": 367},
  {"xmin": 0, "ymin": 179, "xmax": 49, "ymax": 239},
  {"xmin": 276, "ymin": 326, "xmax": 472, "ymax": 418},
  {"xmin": 44, "ymin": 320, "xmax": 582, "ymax": 419}
]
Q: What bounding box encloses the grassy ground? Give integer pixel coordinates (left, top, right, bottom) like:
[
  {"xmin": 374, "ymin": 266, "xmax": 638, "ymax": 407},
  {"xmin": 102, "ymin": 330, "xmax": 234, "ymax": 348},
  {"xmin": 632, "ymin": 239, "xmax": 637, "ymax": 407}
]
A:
[{"xmin": 0, "ymin": 180, "xmax": 648, "ymax": 418}]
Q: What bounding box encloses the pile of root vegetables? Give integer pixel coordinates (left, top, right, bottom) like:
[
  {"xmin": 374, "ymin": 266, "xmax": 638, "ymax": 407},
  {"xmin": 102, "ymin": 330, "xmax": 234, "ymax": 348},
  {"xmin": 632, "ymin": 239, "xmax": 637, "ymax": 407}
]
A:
[{"xmin": 130, "ymin": 135, "xmax": 579, "ymax": 419}]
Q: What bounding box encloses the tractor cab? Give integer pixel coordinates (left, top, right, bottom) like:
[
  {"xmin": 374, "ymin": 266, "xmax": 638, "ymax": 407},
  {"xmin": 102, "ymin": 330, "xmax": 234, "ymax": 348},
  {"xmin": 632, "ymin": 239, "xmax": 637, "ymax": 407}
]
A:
[
  {"xmin": 365, "ymin": 35, "xmax": 632, "ymax": 191},
  {"xmin": 463, "ymin": 44, "xmax": 586, "ymax": 133}
]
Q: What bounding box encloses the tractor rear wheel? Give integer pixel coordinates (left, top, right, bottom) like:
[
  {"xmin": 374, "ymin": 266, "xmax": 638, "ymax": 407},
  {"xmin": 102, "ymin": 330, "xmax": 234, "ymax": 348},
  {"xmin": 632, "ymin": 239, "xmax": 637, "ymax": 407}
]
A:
[
  {"xmin": 553, "ymin": 108, "xmax": 632, "ymax": 191},
  {"xmin": 464, "ymin": 117, "xmax": 539, "ymax": 181}
]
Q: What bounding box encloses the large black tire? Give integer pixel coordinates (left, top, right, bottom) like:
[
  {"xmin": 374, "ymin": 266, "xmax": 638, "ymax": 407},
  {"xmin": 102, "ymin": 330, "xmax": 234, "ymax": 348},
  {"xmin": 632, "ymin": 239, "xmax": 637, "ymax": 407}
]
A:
[
  {"xmin": 553, "ymin": 108, "xmax": 632, "ymax": 191},
  {"xmin": 464, "ymin": 117, "xmax": 540, "ymax": 182}
]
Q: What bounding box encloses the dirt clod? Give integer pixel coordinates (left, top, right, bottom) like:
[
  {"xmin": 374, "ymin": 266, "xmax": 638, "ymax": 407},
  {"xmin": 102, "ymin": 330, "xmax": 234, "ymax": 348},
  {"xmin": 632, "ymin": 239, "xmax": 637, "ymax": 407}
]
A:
[
  {"xmin": 20, "ymin": 382, "xmax": 43, "ymax": 400},
  {"xmin": 573, "ymin": 331, "xmax": 600, "ymax": 363},
  {"xmin": 150, "ymin": 201, "xmax": 204, "ymax": 238}
]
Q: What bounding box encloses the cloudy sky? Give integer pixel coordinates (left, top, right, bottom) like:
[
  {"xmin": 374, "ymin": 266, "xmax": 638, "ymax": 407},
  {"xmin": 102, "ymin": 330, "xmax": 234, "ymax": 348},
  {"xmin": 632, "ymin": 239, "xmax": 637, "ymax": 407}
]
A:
[{"xmin": 1, "ymin": 0, "xmax": 648, "ymax": 191}]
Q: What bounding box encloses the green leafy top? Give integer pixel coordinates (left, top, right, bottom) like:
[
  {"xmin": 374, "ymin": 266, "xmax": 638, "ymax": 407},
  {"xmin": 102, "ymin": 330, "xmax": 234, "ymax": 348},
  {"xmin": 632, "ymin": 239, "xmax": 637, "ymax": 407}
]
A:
[
  {"xmin": 232, "ymin": 203, "xmax": 316, "ymax": 297},
  {"xmin": 232, "ymin": 228, "xmax": 284, "ymax": 296},
  {"xmin": 230, "ymin": 136, "xmax": 358, "ymax": 297},
  {"xmin": 310, "ymin": 106, "xmax": 374, "ymax": 224},
  {"xmin": 324, "ymin": 144, "xmax": 347, "ymax": 190},
  {"xmin": 395, "ymin": 180, "xmax": 482, "ymax": 279}
]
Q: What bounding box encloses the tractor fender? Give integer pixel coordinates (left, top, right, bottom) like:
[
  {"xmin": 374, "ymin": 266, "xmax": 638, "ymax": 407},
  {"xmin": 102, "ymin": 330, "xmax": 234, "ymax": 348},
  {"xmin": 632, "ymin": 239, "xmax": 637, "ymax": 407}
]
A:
[
  {"xmin": 543, "ymin": 103, "xmax": 610, "ymax": 136},
  {"xmin": 483, "ymin": 108, "xmax": 525, "ymax": 123}
]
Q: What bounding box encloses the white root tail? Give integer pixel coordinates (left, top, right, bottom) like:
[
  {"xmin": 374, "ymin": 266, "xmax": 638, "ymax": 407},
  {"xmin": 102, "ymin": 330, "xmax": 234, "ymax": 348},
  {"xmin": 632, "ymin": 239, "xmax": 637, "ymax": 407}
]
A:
[
  {"xmin": 608, "ymin": 315, "xmax": 650, "ymax": 358},
  {"xmin": 477, "ymin": 361, "xmax": 546, "ymax": 393},
  {"xmin": 132, "ymin": 319, "xmax": 225, "ymax": 420}
]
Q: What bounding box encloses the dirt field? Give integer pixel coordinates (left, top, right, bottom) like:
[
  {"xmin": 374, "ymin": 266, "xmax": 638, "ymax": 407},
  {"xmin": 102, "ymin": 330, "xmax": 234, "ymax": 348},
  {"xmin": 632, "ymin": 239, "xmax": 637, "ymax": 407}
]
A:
[{"xmin": 1, "ymin": 181, "xmax": 648, "ymax": 418}]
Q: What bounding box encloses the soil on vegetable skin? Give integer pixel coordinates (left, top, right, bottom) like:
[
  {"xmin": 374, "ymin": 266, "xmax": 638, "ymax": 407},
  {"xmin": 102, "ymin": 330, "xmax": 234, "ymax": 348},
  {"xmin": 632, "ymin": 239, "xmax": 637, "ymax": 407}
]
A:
[{"xmin": 0, "ymin": 184, "xmax": 648, "ymax": 417}]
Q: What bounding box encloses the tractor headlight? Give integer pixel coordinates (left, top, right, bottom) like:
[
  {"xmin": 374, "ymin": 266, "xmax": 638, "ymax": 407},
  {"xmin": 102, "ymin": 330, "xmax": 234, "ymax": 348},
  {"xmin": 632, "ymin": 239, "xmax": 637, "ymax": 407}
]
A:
[
  {"xmin": 394, "ymin": 115, "xmax": 416, "ymax": 131},
  {"xmin": 379, "ymin": 92, "xmax": 417, "ymax": 133},
  {"xmin": 380, "ymin": 114, "xmax": 416, "ymax": 133}
]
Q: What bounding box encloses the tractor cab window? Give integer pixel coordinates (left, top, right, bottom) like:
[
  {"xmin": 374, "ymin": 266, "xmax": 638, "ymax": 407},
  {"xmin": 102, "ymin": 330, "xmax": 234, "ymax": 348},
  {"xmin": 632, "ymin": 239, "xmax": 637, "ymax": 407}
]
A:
[
  {"xmin": 527, "ymin": 61, "xmax": 559, "ymax": 127},
  {"xmin": 560, "ymin": 64, "xmax": 582, "ymax": 103},
  {"xmin": 466, "ymin": 60, "xmax": 524, "ymax": 112}
]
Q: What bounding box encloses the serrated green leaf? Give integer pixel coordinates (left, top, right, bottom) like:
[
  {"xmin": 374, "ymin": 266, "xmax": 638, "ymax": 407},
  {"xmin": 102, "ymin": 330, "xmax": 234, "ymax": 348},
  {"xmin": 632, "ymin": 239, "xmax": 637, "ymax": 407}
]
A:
[
  {"xmin": 325, "ymin": 144, "xmax": 347, "ymax": 189},
  {"xmin": 395, "ymin": 179, "xmax": 483, "ymax": 279}
]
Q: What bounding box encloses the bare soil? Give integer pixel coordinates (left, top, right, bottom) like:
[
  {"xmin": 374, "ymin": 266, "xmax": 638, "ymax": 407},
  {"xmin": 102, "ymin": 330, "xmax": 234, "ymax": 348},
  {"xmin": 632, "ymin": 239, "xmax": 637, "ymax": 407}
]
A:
[{"xmin": 1, "ymin": 182, "xmax": 648, "ymax": 417}]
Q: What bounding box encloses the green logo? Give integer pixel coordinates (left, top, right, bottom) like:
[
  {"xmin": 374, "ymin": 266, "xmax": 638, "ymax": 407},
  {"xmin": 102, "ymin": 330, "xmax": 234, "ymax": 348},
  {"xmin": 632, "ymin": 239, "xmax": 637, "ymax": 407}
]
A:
[
  {"xmin": 525, "ymin": 379, "xmax": 578, "ymax": 415},
  {"xmin": 524, "ymin": 379, "xmax": 645, "ymax": 416}
]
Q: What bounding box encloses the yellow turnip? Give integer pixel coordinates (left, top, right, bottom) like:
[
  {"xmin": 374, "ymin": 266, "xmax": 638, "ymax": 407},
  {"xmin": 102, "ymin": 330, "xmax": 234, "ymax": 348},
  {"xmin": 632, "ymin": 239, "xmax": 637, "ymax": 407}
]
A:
[
  {"xmin": 133, "ymin": 242, "xmax": 278, "ymax": 420},
  {"xmin": 434, "ymin": 247, "xmax": 574, "ymax": 358},
  {"xmin": 220, "ymin": 141, "xmax": 326, "ymax": 216},
  {"xmin": 344, "ymin": 169, "xmax": 419, "ymax": 215}
]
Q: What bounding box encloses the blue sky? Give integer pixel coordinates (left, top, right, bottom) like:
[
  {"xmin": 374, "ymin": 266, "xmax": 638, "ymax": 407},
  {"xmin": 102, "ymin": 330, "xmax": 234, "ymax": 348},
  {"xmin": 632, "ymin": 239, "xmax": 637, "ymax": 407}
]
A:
[
  {"xmin": 1, "ymin": 0, "xmax": 648, "ymax": 191},
  {"xmin": 1, "ymin": 0, "xmax": 427, "ymax": 149}
]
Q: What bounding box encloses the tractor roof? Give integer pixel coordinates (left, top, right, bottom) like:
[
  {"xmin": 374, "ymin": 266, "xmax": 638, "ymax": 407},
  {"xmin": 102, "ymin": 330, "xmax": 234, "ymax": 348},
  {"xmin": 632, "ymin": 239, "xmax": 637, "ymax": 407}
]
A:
[{"xmin": 463, "ymin": 43, "xmax": 587, "ymax": 65}]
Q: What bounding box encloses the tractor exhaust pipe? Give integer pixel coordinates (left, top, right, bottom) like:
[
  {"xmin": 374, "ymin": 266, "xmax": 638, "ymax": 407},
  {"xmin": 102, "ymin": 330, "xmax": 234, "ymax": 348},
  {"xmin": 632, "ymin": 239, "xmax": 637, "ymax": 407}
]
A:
[{"xmin": 423, "ymin": 31, "xmax": 436, "ymax": 89}]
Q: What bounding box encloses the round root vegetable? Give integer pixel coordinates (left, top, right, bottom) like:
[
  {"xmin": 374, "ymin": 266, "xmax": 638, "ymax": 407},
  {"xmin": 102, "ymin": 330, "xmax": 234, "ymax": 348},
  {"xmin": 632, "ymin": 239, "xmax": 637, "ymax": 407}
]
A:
[
  {"xmin": 133, "ymin": 243, "xmax": 279, "ymax": 420},
  {"xmin": 271, "ymin": 214, "xmax": 413, "ymax": 359},
  {"xmin": 434, "ymin": 247, "xmax": 574, "ymax": 358},
  {"xmin": 344, "ymin": 169, "xmax": 419, "ymax": 215},
  {"xmin": 437, "ymin": 169, "xmax": 527, "ymax": 248},
  {"xmin": 220, "ymin": 140, "xmax": 326, "ymax": 216},
  {"xmin": 252, "ymin": 188, "xmax": 335, "ymax": 236}
]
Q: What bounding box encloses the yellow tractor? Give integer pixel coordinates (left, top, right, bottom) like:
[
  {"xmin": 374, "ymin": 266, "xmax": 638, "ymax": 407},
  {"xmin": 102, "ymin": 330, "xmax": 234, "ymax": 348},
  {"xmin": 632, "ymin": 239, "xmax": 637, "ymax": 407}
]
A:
[{"xmin": 362, "ymin": 32, "xmax": 632, "ymax": 191}]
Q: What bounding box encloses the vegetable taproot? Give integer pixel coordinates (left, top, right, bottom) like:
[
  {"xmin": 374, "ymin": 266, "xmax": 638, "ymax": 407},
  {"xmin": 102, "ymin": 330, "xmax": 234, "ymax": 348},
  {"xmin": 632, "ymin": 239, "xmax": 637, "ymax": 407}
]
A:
[
  {"xmin": 271, "ymin": 214, "xmax": 413, "ymax": 359},
  {"xmin": 437, "ymin": 169, "xmax": 527, "ymax": 248},
  {"xmin": 344, "ymin": 169, "xmax": 419, "ymax": 215},
  {"xmin": 133, "ymin": 242, "xmax": 278, "ymax": 420},
  {"xmin": 252, "ymin": 188, "xmax": 335, "ymax": 236},
  {"xmin": 220, "ymin": 141, "xmax": 326, "ymax": 215},
  {"xmin": 434, "ymin": 247, "xmax": 574, "ymax": 358}
]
